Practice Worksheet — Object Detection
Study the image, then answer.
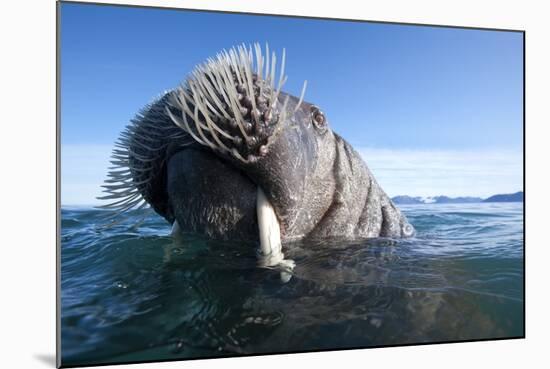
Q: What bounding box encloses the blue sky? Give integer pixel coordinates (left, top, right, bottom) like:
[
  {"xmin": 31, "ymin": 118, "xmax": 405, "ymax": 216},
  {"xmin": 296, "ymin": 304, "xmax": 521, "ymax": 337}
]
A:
[{"xmin": 60, "ymin": 2, "xmax": 523, "ymax": 205}]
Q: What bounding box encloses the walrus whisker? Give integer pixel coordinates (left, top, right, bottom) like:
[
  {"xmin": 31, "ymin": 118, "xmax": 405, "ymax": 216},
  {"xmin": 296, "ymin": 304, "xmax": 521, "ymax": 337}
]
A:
[
  {"xmin": 196, "ymin": 69, "xmax": 233, "ymax": 121},
  {"xmin": 278, "ymin": 48, "xmax": 286, "ymax": 94},
  {"xmin": 110, "ymin": 147, "xmax": 158, "ymax": 163},
  {"xmin": 254, "ymin": 43, "xmax": 263, "ymax": 79},
  {"xmin": 109, "ymin": 156, "xmax": 130, "ymax": 163},
  {"xmin": 231, "ymin": 147, "xmax": 249, "ymax": 163},
  {"xmin": 121, "ymin": 130, "xmax": 165, "ymax": 144},
  {"xmin": 96, "ymin": 196, "xmax": 140, "ymax": 210},
  {"xmin": 240, "ymin": 46, "xmax": 259, "ymax": 126},
  {"xmin": 192, "ymin": 100, "xmax": 219, "ymax": 151},
  {"xmin": 194, "ymin": 94, "xmax": 233, "ymax": 153},
  {"xmin": 100, "ymin": 185, "xmax": 140, "ymax": 195},
  {"xmin": 102, "ymin": 181, "xmax": 133, "ymax": 189},
  {"xmin": 203, "ymin": 55, "xmax": 242, "ymax": 126},
  {"xmin": 96, "ymin": 190, "xmax": 139, "ymax": 202},
  {"xmin": 273, "ymin": 71, "xmax": 288, "ymax": 114},
  {"xmin": 116, "ymin": 138, "xmax": 167, "ymax": 153},
  {"xmin": 106, "ymin": 167, "xmax": 131, "ymax": 173},
  {"xmin": 166, "ymin": 43, "xmax": 309, "ymax": 164},
  {"xmin": 126, "ymin": 148, "xmax": 160, "ymax": 163},
  {"xmin": 227, "ymin": 49, "xmax": 244, "ymax": 87},
  {"xmin": 97, "ymin": 191, "xmax": 140, "ymax": 205},
  {"xmin": 107, "ymin": 166, "xmax": 155, "ymax": 174},
  {"xmin": 265, "ymin": 94, "xmax": 291, "ymax": 149},
  {"xmin": 109, "ymin": 159, "xmax": 129, "ymax": 167},
  {"xmin": 190, "ymin": 71, "xmax": 223, "ymax": 117},
  {"xmin": 255, "ymin": 45, "xmax": 265, "ymax": 101},
  {"xmin": 195, "ymin": 72, "xmax": 230, "ymax": 121},
  {"xmin": 166, "ymin": 107, "xmax": 204, "ymax": 146},
  {"xmin": 294, "ymin": 80, "xmax": 308, "ymax": 113},
  {"xmin": 104, "ymin": 175, "xmax": 134, "ymax": 183},
  {"xmin": 169, "ymin": 92, "xmax": 202, "ymax": 136},
  {"xmin": 101, "ymin": 198, "xmax": 146, "ymax": 215},
  {"xmin": 166, "ymin": 101, "xmax": 208, "ymax": 147},
  {"xmin": 125, "ymin": 124, "xmax": 174, "ymax": 137},
  {"xmin": 263, "ymin": 74, "xmax": 287, "ymax": 122},
  {"xmin": 194, "ymin": 97, "xmax": 235, "ymax": 141},
  {"xmin": 217, "ymin": 60, "xmax": 250, "ymax": 140},
  {"xmin": 105, "ymin": 170, "xmax": 151, "ymax": 179},
  {"xmin": 270, "ymin": 51, "xmax": 276, "ymax": 92},
  {"xmin": 187, "ymin": 82, "xmax": 224, "ymax": 150},
  {"xmin": 206, "ymin": 61, "xmax": 236, "ymax": 122},
  {"xmin": 279, "ymin": 94, "xmax": 291, "ymax": 125},
  {"xmin": 101, "ymin": 177, "xmax": 150, "ymax": 190},
  {"xmin": 101, "ymin": 191, "xmax": 139, "ymax": 199}
]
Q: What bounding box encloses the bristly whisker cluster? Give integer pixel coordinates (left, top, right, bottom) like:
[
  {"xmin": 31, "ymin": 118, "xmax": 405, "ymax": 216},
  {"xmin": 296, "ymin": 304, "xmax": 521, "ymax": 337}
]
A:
[
  {"xmin": 96, "ymin": 43, "xmax": 306, "ymax": 220},
  {"xmin": 96, "ymin": 93, "xmax": 194, "ymax": 221},
  {"xmin": 166, "ymin": 43, "xmax": 308, "ymax": 163}
]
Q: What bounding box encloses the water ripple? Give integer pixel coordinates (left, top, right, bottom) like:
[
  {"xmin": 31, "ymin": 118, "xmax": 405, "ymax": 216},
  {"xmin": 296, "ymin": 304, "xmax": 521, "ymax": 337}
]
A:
[{"xmin": 61, "ymin": 203, "xmax": 524, "ymax": 366}]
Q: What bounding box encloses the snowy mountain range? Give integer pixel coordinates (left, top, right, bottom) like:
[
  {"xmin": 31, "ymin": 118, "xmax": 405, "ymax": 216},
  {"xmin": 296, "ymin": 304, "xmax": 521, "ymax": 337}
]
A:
[{"xmin": 392, "ymin": 191, "xmax": 523, "ymax": 205}]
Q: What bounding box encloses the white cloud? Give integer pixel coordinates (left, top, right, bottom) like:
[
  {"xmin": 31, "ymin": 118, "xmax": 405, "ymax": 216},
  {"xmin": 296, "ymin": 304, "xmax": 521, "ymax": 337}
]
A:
[
  {"xmin": 60, "ymin": 144, "xmax": 523, "ymax": 205},
  {"xmin": 357, "ymin": 147, "xmax": 523, "ymax": 198}
]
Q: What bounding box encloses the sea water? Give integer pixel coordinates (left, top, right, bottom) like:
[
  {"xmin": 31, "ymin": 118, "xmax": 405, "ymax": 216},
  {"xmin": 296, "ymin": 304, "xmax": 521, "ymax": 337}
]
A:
[{"xmin": 60, "ymin": 202, "xmax": 524, "ymax": 366}]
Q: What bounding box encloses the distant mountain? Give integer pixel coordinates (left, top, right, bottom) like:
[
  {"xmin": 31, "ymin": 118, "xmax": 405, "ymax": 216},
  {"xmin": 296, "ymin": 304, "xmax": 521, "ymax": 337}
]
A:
[
  {"xmin": 392, "ymin": 191, "xmax": 523, "ymax": 205},
  {"xmin": 391, "ymin": 195, "xmax": 482, "ymax": 205},
  {"xmin": 483, "ymin": 191, "xmax": 524, "ymax": 203},
  {"xmin": 391, "ymin": 196, "xmax": 425, "ymax": 205},
  {"xmin": 430, "ymin": 196, "xmax": 483, "ymax": 204}
]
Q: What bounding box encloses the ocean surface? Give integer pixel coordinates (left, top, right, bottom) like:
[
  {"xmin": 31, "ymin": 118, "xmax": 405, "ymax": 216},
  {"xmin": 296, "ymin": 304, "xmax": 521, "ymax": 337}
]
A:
[{"xmin": 60, "ymin": 203, "xmax": 524, "ymax": 366}]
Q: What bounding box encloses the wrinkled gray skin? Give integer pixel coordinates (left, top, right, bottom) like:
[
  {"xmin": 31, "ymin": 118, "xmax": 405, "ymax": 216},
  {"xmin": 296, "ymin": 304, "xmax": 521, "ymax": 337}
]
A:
[{"xmin": 129, "ymin": 88, "xmax": 415, "ymax": 243}]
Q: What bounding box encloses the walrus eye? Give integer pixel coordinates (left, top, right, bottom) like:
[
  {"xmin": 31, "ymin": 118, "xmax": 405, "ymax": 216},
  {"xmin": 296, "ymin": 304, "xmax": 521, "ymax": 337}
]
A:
[{"xmin": 311, "ymin": 107, "xmax": 326, "ymax": 129}]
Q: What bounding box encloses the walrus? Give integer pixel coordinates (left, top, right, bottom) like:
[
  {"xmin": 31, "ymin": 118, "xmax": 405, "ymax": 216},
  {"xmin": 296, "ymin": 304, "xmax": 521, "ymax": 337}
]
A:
[{"xmin": 99, "ymin": 43, "xmax": 414, "ymax": 269}]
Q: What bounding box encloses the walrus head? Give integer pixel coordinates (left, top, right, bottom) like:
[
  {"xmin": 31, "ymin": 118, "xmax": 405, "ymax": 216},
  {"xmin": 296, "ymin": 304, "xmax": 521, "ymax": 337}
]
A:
[
  {"xmin": 164, "ymin": 44, "xmax": 338, "ymax": 238},
  {"xmin": 100, "ymin": 43, "xmax": 414, "ymax": 247}
]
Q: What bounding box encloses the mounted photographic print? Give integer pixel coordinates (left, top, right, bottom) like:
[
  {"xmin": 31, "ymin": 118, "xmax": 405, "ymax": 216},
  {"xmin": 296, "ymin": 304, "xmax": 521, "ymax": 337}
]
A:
[{"xmin": 58, "ymin": 1, "xmax": 525, "ymax": 367}]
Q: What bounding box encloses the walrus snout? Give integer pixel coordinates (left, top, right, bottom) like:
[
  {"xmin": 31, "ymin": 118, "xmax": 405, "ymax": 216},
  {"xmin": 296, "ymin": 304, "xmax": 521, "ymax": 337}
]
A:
[{"xmin": 165, "ymin": 44, "xmax": 307, "ymax": 166}]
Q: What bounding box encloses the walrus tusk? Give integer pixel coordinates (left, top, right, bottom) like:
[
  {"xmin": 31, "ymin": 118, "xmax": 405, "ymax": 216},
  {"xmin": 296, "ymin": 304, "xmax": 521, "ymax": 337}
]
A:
[
  {"xmin": 256, "ymin": 186, "xmax": 283, "ymax": 265},
  {"xmin": 256, "ymin": 187, "xmax": 295, "ymax": 281},
  {"xmin": 170, "ymin": 220, "xmax": 182, "ymax": 238}
]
